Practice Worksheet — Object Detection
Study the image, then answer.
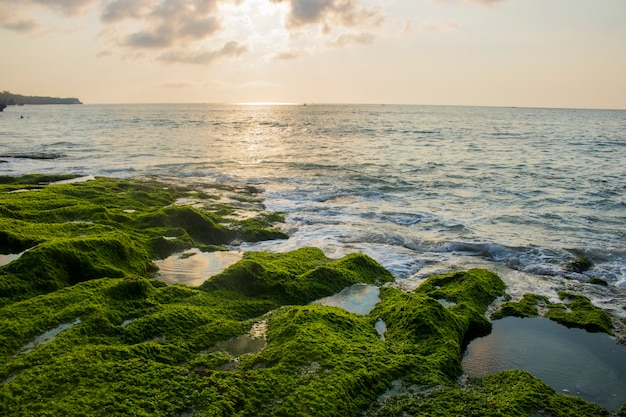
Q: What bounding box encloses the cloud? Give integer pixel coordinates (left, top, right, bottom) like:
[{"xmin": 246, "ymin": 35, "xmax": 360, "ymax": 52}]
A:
[
  {"xmin": 150, "ymin": 80, "xmax": 201, "ymax": 89},
  {"xmin": 269, "ymin": 0, "xmax": 385, "ymax": 31},
  {"xmin": 419, "ymin": 19, "xmax": 459, "ymax": 33},
  {"xmin": 272, "ymin": 48, "xmax": 308, "ymax": 60},
  {"xmin": 430, "ymin": 0, "xmax": 506, "ymax": 7},
  {"xmin": 466, "ymin": 0, "xmax": 505, "ymax": 7},
  {"xmin": 2, "ymin": 0, "xmax": 392, "ymax": 65},
  {"xmin": 0, "ymin": 0, "xmax": 99, "ymax": 16},
  {"xmin": 0, "ymin": 16, "xmax": 40, "ymax": 33},
  {"xmin": 327, "ymin": 32, "xmax": 375, "ymax": 48},
  {"xmin": 108, "ymin": 0, "xmax": 223, "ymax": 50},
  {"xmin": 101, "ymin": 0, "xmax": 151, "ymax": 23},
  {"xmin": 157, "ymin": 40, "xmax": 248, "ymax": 64}
]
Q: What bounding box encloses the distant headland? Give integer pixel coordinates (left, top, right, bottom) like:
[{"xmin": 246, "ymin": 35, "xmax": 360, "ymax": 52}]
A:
[{"xmin": 0, "ymin": 91, "xmax": 82, "ymax": 111}]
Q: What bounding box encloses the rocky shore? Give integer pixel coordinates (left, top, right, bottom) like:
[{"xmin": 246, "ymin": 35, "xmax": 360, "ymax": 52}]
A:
[{"xmin": 0, "ymin": 175, "xmax": 623, "ymax": 416}]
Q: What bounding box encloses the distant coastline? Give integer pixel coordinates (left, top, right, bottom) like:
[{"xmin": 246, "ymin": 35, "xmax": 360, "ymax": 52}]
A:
[{"xmin": 0, "ymin": 91, "xmax": 82, "ymax": 111}]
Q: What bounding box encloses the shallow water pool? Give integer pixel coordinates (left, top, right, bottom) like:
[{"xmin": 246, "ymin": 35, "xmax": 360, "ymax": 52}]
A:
[
  {"xmin": 462, "ymin": 317, "xmax": 626, "ymax": 410},
  {"xmin": 154, "ymin": 248, "xmax": 243, "ymax": 287},
  {"xmin": 311, "ymin": 283, "xmax": 380, "ymax": 315}
]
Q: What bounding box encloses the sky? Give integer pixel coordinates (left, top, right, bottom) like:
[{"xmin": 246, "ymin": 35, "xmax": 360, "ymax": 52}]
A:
[{"xmin": 1, "ymin": 0, "xmax": 625, "ymax": 108}]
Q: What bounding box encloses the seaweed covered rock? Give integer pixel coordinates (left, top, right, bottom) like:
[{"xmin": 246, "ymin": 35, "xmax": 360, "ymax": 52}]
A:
[
  {"xmin": 0, "ymin": 176, "xmax": 288, "ymax": 306},
  {"xmin": 201, "ymin": 247, "xmax": 393, "ymax": 304},
  {"xmin": 0, "ymin": 258, "xmax": 614, "ymax": 416},
  {"xmin": 493, "ymin": 291, "xmax": 614, "ymax": 335},
  {"xmin": 491, "ymin": 293, "xmax": 550, "ymax": 319},
  {"xmin": 545, "ymin": 292, "xmax": 614, "ymax": 334}
]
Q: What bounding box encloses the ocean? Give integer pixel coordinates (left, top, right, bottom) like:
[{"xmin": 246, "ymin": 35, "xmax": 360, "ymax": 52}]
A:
[{"xmin": 1, "ymin": 103, "xmax": 625, "ymax": 313}]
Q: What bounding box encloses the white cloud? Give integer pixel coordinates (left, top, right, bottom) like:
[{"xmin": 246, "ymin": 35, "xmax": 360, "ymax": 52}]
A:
[
  {"xmin": 1, "ymin": 0, "xmax": 394, "ymax": 65},
  {"xmin": 430, "ymin": 0, "xmax": 506, "ymax": 7},
  {"xmin": 269, "ymin": 0, "xmax": 385, "ymax": 31},
  {"xmin": 327, "ymin": 31, "xmax": 375, "ymax": 47},
  {"xmin": 272, "ymin": 48, "xmax": 308, "ymax": 60},
  {"xmin": 466, "ymin": 0, "xmax": 505, "ymax": 7},
  {"xmin": 150, "ymin": 80, "xmax": 201, "ymax": 88},
  {"xmin": 419, "ymin": 19, "xmax": 459, "ymax": 33},
  {"xmin": 157, "ymin": 40, "xmax": 248, "ymax": 64}
]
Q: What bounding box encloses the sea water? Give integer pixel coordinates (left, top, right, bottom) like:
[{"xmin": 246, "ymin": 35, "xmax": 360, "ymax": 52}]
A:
[
  {"xmin": 4, "ymin": 104, "xmax": 624, "ymax": 288},
  {"xmin": 2, "ymin": 104, "xmax": 625, "ymax": 292}
]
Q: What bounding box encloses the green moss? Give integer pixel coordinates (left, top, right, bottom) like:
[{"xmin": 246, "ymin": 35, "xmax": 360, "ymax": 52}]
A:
[
  {"xmin": 0, "ymin": 176, "xmax": 289, "ymax": 306},
  {"xmin": 365, "ymin": 370, "xmax": 608, "ymax": 417},
  {"xmin": 1, "ymin": 262, "xmax": 611, "ymax": 416},
  {"xmin": 491, "ymin": 293, "xmax": 550, "ymax": 319},
  {"xmin": 0, "ymin": 174, "xmax": 79, "ymax": 185},
  {"xmin": 545, "ymin": 292, "xmax": 614, "ymax": 334},
  {"xmin": 587, "ymin": 277, "xmax": 609, "ymax": 286},
  {"xmin": 565, "ymin": 255, "xmax": 594, "ymax": 273},
  {"xmin": 201, "ymin": 248, "xmax": 393, "ymax": 304},
  {"xmin": 416, "ymin": 269, "xmax": 506, "ymax": 312}
]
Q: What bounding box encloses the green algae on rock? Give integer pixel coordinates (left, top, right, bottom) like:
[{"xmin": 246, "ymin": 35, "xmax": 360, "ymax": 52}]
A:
[
  {"xmin": 0, "ymin": 258, "xmax": 618, "ymax": 415},
  {"xmin": 492, "ymin": 291, "xmax": 614, "ymax": 335},
  {"xmin": 491, "ymin": 293, "xmax": 550, "ymax": 320},
  {"xmin": 545, "ymin": 292, "xmax": 614, "ymax": 334},
  {"xmin": 0, "ymin": 175, "xmax": 287, "ymax": 306}
]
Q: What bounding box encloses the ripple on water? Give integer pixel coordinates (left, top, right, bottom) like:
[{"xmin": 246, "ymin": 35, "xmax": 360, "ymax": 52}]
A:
[{"xmin": 154, "ymin": 248, "xmax": 243, "ymax": 287}]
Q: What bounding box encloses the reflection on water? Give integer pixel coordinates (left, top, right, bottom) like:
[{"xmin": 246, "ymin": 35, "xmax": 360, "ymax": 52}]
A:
[
  {"xmin": 375, "ymin": 319, "xmax": 387, "ymax": 340},
  {"xmin": 0, "ymin": 252, "xmax": 23, "ymax": 267},
  {"xmin": 210, "ymin": 320, "xmax": 267, "ymax": 358},
  {"xmin": 154, "ymin": 248, "xmax": 243, "ymax": 287},
  {"xmin": 312, "ymin": 283, "xmax": 380, "ymax": 315},
  {"xmin": 462, "ymin": 317, "xmax": 626, "ymax": 410},
  {"xmin": 20, "ymin": 318, "xmax": 82, "ymax": 354}
]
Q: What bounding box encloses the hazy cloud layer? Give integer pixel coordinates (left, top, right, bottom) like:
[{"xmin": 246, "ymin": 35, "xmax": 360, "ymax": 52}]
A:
[
  {"xmin": 1, "ymin": 0, "xmax": 392, "ymax": 64},
  {"xmin": 269, "ymin": 0, "xmax": 384, "ymax": 31},
  {"xmin": 327, "ymin": 32, "xmax": 375, "ymax": 48},
  {"xmin": 273, "ymin": 48, "xmax": 308, "ymax": 61},
  {"xmin": 467, "ymin": 0, "xmax": 505, "ymax": 6},
  {"xmin": 431, "ymin": 0, "xmax": 506, "ymax": 6},
  {"xmin": 103, "ymin": 0, "xmax": 223, "ymax": 50},
  {"xmin": 158, "ymin": 40, "xmax": 248, "ymax": 64},
  {"xmin": 419, "ymin": 19, "xmax": 459, "ymax": 33}
]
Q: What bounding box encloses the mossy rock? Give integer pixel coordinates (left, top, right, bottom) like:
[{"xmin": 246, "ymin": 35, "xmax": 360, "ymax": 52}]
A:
[
  {"xmin": 492, "ymin": 293, "xmax": 550, "ymax": 319},
  {"xmin": 545, "ymin": 292, "xmax": 614, "ymax": 334},
  {"xmin": 587, "ymin": 277, "xmax": 608, "ymax": 286},
  {"xmin": 365, "ymin": 370, "xmax": 608, "ymax": 417},
  {"xmin": 0, "ymin": 263, "xmax": 611, "ymax": 416},
  {"xmin": 0, "ymin": 176, "xmax": 289, "ymax": 306},
  {"xmin": 565, "ymin": 255, "xmax": 594, "ymax": 273},
  {"xmin": 202, "ymin": 247, "xmax": 393, "ymax": 304}
]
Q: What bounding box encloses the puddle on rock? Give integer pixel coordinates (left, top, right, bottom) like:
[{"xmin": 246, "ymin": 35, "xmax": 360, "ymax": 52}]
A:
[
  {"xmin": 312, "ymin": 283, "xmax": 380, "ymax": 315},
  {"xmin": 436, "ymin": 298, "xmax": 456, "ymax": 308},
  {"xmin": 209, "ymin": 320, "xmax": 267, "ymax": 358},
  {"xmin": 154, "ymin": 248, "xmax": 243, "ymax": 287},
  {"xmin": 375, "ymin": 319, "xmax": 387, "ymax": 340},
  {"xmin": 49, "ymin": 175, "xmax": 96, "ymax": 185},
  {"xmin": 0, "ymin": 252, "xmax": 24, "ymax": 267},
  {"xmin": 20, "ymin": 318, "xmax": 81, "ymax": 354},
  {"xmin": 462, "ymin": 317, "xmax": 626, "ymax": 410}
]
